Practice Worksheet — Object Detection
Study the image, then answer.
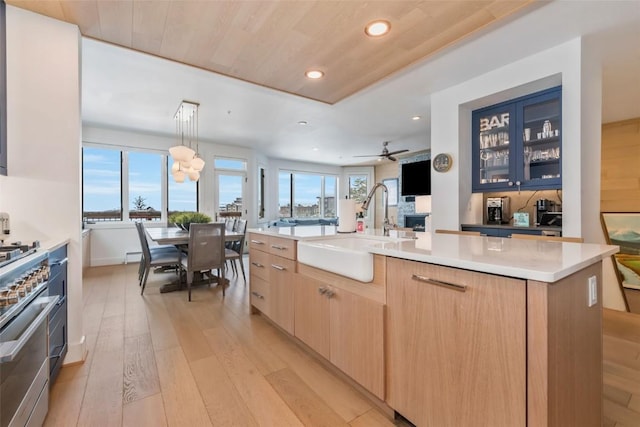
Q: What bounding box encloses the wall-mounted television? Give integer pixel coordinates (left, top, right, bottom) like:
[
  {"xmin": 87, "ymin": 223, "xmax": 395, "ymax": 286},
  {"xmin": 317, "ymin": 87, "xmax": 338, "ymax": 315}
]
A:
[{"xmin": 401, "ymin": 160, "xmax": 431, "ymax": 196}]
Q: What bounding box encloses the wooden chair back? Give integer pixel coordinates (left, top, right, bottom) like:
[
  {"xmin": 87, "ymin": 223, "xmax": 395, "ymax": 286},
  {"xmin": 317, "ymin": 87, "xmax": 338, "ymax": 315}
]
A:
[
  {"xmin": 434, "ymin": 229, "xmax": 481, "ymax": 236},
  {"xmin": 510, "ymin": 234, "xmax": 584, "ymax": 243}
]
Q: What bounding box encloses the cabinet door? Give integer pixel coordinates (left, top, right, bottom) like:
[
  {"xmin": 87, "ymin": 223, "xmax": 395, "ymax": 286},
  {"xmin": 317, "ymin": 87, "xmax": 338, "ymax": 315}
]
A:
[
  {"xmin": 386, "ymin": 257, "xmax": 526, "ymax": 427},
  {"xmin": 472, "ymin": 103, "xmax": 516, "ymax": 192},
  {"xmin": 294, "ymin": 276, "xmax": 330, "ymax": 359},
  {"xmin": 518, "ymin": 87, "xmax": 562, "ymax": 190},
  {"xmin": 329, "ymin": 287, "xmax": 385, "ymax": 399},
  {"xmin": 269, "ymin": 255, "xmax": 295, "ymax": 334}
]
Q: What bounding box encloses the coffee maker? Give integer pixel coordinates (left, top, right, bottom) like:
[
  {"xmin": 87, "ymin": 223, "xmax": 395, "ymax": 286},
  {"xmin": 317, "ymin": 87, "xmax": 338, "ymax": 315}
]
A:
[
  {"xmin": 486, "ymin": 197, "xmax": 510, "ymax": 224},
  {"xmin": 535, "ymin": 199, "xmax": 556, "ymax": 226}
]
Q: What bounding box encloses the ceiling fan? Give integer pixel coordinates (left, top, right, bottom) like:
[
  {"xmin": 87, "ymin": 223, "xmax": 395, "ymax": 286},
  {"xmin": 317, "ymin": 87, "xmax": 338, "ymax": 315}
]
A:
[{"xmin": 354, "ymin": 141, "xmax": 409, "ymax": 162}]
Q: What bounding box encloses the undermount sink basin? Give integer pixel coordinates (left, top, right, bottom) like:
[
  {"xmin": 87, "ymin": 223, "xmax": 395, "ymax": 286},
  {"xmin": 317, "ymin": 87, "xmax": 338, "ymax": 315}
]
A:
[{"xmin": 297, "ymin": 237, "xmax": 391, "ymax": 282}]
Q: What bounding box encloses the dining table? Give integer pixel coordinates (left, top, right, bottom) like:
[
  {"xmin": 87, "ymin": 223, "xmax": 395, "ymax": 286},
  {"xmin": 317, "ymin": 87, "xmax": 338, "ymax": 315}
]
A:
[{"xmin": 145, "ymin": 226, "xmax": 245, "ymax": 293}]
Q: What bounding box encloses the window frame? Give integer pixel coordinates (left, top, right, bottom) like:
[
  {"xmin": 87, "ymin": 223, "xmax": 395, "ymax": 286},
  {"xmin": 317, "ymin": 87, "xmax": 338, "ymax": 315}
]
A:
[
  {"xmin": 278, "ymin": 169, "xmax": 339, "ymax": 219},
  {"xmin": 82, "ymin": 142, "xmax": 199, "ymax": 227}
]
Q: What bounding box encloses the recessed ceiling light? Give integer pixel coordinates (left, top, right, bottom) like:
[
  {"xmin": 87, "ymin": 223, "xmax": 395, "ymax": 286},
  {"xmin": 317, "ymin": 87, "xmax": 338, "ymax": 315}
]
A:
[
  {"xmin": 412, "ymin": 116, "xmax": 422, "ymax": 121},
  {"xmin": 365, "ymin": 20, "xmax": 391, "ymax": 37},
  {"xmin": 312, "ymin": 147, "xmax": 319, "ymax": 151},
  {"xmin": 298, "ymin": 120, "xmax": 308, "ymax": 125},
  {"xmin": 305, "ymin": 70, "xmax": 324, "ymax": 79}
]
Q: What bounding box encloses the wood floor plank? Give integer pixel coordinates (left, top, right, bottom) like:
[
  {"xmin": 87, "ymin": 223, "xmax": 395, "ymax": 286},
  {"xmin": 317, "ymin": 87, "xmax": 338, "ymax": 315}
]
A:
[
  {"xmin": 163, "ymin": 293, "xmax": 215, "ymax": 363},
  {"xmin": 202, "ymin": 326, "xmax": 304, "ymax": 426},
  {"xmin": 349, "ymin": 408, "xmax": 401, "ymax": 427},
  {"xmin": 190, "ymin": 355, "xmax": 259, "ymax": 427},
  {"xmin": 77, "ymin": 314, "xmax": 125, "ymax": 426},
  {"xmin": 155, "ymin": 346, "xmax": 213, "ymax": 427},
  {"xmin": 43, "ymin": 375, "xmax": 87, "ymax": 427},
  {"xmin": 267, "ymin": 367, "xmax": 349, "ymax": 427},
  {"xmin": 603, "ymin": 398, "xmax": 640, "ymax": 427},
  {"xmin": 603, "ymin": 383, "xmax": 632, "ymax": 406},
  {"xmin": 122, "ymin": 393, "xmax": 168, "ymax": 427},
  {"xmin": 604, "ymin": 335, "xmax": 640, "ymax": 364},
  {"xmin": 604, "ymin": 308, "xmax": 640, "ymax": 342},
  {"xmin": 123, "ymin": 334, "xmax": 161, "ymax": 403},
  {"xmin": 221, "ymin": 311, "xmax": 288, "ymax": 376},
  {"xmin": 627, "ymin": 394, "xmax": 640, "ymax": 414},
  {"xmin": 143, "ymin": 294, "xmax": 181, "ymax": 352},
  {"xmin": 247, "ymin": 314, "xmax": 373, "ymax": 422}
]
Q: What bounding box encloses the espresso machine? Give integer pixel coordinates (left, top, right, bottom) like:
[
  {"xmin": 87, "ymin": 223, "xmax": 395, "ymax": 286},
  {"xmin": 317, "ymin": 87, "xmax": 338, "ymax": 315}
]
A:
[
  {"xmin": 535, "ymin": 199, "xmax": 556, "ymax": 226},
  {"xmin": 486, "ymin": 197, "xmax": 510, "ymax": 224}
]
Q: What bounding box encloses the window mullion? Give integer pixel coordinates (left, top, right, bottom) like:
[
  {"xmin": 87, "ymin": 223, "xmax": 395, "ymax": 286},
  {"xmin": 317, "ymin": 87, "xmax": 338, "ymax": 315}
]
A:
[{"xmin": 122, "ymin": 151, "xmax": 129, "ymax": 222}]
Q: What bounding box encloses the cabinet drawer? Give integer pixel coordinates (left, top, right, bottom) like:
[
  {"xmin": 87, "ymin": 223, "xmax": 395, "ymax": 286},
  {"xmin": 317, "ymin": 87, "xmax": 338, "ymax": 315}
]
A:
[
  {"xmin": 249, "ymin": 249, "xmax": 270, "ymax": 282},
  {"xmin": 268, "ymin": 255, "xmax": 296, "ymax": 277},
  {"xmin": 248, "ymin": 234, "xmax": 269, "ymax": 252},
  {"xmin": 48, "ymin": 298, "xmax": 67, "ymax": 384},
  {"xmin": 268, "ymin": 236, "xmax": 296, "ymax": 260},
  {"xmin": 250, "ymin": 275, "xmax": 270, "ymax": 315}
]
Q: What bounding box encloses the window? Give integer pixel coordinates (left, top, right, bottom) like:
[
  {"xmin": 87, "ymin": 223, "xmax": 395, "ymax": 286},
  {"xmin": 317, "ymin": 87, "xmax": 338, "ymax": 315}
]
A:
[
  {"xmin": 258, "ymin": 166, "xmax": 265, "ymax": 219},
  {"xmin": 167, "ymin": 158, "xmax": 197, "ymax": 215},
  {"xmin": 349, "ymin": 174, "xmax": 368, "ymax": 202},
  {"xmin": 83, "ymin": 147, "xmax": 122, "ymax": 221},
  {"xmin": 82, "ymin": 145, "xmax": 198, "ymax": 223},
  {"xmin": 279, "ymin": 171, "xmax": 338, "ymax": 218},
  {"xmin": 279, "ymin": 172, "xmax": 292, "ymax": 217},
  {"xmin": 129, "ymin": 151, "xmax": 162, "ymax": 221},
  {"xmin": 214, "ymin": 157, "xmax": 246, "ymax": 170}
]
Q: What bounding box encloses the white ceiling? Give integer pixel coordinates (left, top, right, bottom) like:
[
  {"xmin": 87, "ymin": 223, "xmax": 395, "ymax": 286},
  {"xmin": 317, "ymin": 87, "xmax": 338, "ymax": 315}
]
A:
[{"xmin": 82, "ymin": 1, "xmax": 640, "ymax": 166}]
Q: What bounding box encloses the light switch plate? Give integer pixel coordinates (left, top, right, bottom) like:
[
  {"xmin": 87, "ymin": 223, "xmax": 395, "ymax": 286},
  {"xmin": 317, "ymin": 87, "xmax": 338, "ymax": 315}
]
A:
[{"xmin": 588, "ymin": 276, "xmax": 598, "ymax": 307}]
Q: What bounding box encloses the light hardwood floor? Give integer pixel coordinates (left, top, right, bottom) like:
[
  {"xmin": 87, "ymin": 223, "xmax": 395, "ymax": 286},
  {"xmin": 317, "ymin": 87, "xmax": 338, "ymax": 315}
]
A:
[
  {"xmin": 603, "ymin": 308, "xmax": 640, "ymax": 427},
  {"xmin": 44, "ymin": 261, "xmax": 404, "ymax": 427},
  {"xmin": 44, "ymin": 261, "xmax": 640, "ymax": 426}
]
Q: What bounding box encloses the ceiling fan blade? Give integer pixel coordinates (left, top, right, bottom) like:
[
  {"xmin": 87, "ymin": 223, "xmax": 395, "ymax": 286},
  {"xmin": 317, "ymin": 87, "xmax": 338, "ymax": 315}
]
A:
[
  {"xmin": 387, "ymin": 155, "xmax": 397, "ymax": 161},
  {"xmin": 353, "ymin": 154, "xmax": 382, "ymax": 158},
  {"xmin": 386, "ymin": 149, "xmax": 409, "ymax": 156}
]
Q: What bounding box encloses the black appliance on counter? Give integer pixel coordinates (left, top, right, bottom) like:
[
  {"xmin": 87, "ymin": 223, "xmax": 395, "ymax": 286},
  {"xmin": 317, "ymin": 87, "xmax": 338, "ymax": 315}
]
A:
[
  {"xmin": 535, "ymin": 199, "xmax": 559, "ymax": 226},
  {"xmin": 404, "ymin": 214, "xmax": 427, "ymax": 231},
  {"xmin": 0, "ymin": 246, "xmax": 58, "ymax": 427},
  {"xmin": 486, "ymin": 196, "xmax": 510, "ymax": 224}
]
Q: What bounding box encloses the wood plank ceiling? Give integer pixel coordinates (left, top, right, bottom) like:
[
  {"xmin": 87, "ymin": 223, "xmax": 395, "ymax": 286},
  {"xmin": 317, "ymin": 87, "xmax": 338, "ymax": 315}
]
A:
[{"xmin": 8, "ymin": 0, "xmax": 533, "ymax": 104}]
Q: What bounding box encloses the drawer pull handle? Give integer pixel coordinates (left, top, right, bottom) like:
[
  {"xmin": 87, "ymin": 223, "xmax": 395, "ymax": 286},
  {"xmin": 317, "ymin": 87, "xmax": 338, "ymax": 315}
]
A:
[
  {"xmin": 251, "ymin": 240, "xmax": 265, "ymax": 245},
  {"xmin": 271, "ymin": 245, "xmax": 286, "ymax": 250},
  {"xmin": 251, "ymin": 262, "xmax": 264, "ymax": 268},
  {"xmin": 318, "ymin": 287, "xmax": 327, "ymax": 295},
  {"xmin": 271, "ymin": 264, "xmax": 285, "ymax": 271},
  {"xmin": 411, "ymin": 274, "xmax": 467, "ymax": 292},
  {"xmin": 325, "ymin": 289, "xmax": 335, "ymax": 298},
  {"xmin": 251, "ymin": 291, "xmax": 265, "ymax": 300}
]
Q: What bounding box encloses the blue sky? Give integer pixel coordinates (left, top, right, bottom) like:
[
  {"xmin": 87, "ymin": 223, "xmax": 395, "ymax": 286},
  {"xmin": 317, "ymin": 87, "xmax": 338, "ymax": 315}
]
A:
[{"xmin": 278, "ymin": 172, "xmax": 337, "ymax": 207}]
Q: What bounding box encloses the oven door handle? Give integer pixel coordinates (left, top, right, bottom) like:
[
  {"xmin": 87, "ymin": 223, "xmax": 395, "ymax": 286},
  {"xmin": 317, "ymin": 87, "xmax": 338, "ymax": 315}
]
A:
[{"xmin": 0, "ymin": 295, "xmax": 59, "ymax": 363}]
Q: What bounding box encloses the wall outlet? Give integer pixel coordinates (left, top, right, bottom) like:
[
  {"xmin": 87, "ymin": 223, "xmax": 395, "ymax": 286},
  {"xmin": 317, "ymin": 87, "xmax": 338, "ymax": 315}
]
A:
[{"xmin": 588, "ymin": 276, "xmax": 598, "ymax": 307}]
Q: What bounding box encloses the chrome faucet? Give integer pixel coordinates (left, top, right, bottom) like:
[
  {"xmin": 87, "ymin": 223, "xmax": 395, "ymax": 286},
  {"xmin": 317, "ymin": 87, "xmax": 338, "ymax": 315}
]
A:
[{"xmin": 360, "ymin": 182, "xmax": 393, "ymax": 236}]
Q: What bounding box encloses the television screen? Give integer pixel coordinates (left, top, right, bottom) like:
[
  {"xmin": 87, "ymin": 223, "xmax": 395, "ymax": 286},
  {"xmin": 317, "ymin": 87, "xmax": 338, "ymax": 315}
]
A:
[{"xmin": 401, "ymin": 160, "xmax": 431, "ymax": 196}]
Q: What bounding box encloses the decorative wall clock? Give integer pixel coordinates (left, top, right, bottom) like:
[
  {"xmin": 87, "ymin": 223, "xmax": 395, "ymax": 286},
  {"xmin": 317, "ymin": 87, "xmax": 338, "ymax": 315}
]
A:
[{"xmin": 433, "ymin": 153, "xmax": 452, "ymax": 172}]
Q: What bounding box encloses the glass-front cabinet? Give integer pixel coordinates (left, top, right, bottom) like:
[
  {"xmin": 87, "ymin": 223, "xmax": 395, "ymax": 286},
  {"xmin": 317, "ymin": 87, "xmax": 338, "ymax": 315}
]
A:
[{"xmin": 472, "ymin": 87, "xmax": 561, "ymax": 192}]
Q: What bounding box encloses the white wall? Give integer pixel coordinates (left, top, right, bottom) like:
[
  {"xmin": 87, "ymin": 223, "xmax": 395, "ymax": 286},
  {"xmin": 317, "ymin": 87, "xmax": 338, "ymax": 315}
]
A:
[
  {"xmin": 0, "ymin": 7, "xmax": 85, "ymax": 362},
  {"xmin": 430, "ymin": 37, "xmax": 625, "ymax": 310}
]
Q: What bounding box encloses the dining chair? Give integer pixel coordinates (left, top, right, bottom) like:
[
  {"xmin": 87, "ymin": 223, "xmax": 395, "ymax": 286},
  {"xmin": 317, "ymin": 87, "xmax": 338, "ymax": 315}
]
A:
[
  {"xmin": 434, "ymin": 229, "xmax": 482, "ymax": 236},
  {"xmin": 182, "ymin": 223, "xmax": 227, "ymax": 301},
  {"xmin": 225, "ymin": 219, "xmax": 247, "ymax": 283},
  {"xmin": 134, "ymin": 221, "xmax": 180, "ymax": 284},
  {"xmin": 511, "ymin": 233, "xmax": 584, "ymax": 243},
  {"xmin": 136, "ymin": 222, "xmax": 182, "ymax": 295}
]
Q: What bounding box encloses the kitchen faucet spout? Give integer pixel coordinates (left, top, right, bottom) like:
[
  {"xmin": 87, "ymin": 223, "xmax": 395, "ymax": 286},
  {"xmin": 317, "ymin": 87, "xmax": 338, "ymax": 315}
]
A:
[{"xmin": 360, "ymin": 182, "xmax": 393, "ymax": 236}]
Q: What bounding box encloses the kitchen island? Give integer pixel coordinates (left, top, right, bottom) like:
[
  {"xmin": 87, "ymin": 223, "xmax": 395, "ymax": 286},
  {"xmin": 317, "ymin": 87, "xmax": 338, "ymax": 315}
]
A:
[{"xmin": 248, "ymin": 226, "xmax": 617, "ymax": 427}]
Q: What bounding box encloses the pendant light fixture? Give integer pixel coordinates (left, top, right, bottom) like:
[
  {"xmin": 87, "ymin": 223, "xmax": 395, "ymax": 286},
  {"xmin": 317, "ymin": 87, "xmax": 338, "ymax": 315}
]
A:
[{"xmin": 170, "ymin": 100, "xmax": 205, "ymax": 182}]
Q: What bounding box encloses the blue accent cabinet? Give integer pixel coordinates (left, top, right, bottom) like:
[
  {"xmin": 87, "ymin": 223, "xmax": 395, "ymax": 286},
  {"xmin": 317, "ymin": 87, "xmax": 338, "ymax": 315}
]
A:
[{"xmin": 472, "ymin": 86, "xmax": 562, "ymax": 193}]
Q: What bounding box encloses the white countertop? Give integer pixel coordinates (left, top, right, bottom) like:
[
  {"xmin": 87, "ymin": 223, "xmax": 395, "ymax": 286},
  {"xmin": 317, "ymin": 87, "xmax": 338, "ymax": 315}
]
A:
[{"xmin": 248, "ymin": 226, "xmax": 618, "ymax": 282}]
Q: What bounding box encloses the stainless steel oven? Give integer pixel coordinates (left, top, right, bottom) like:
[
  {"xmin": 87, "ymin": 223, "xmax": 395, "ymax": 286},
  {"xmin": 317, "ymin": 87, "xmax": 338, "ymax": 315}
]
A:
[{"xmin": 0, "ymin": 249, "xmax": 57, "ymax": 427}]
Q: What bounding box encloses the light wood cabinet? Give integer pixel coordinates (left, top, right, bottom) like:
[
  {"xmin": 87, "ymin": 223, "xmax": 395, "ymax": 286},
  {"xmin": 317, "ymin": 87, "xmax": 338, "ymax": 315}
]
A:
[
  {"xmin": 386, "ymin": 257, "xmax": 527, "ymax": 426},
  {"xmin": 294, "ymin": 272, "xmax": 385, "ymax": 399},
  {"xmin": 248, "ymin": 233, "xmax": 295, "ymax": 334}
]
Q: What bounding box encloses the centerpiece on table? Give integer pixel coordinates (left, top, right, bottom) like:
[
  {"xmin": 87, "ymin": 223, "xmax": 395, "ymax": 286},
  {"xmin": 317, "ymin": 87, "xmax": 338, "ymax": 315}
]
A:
[{"xmin": 168, "ymin": 211, "xmax": 212, "ymax": 231}]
